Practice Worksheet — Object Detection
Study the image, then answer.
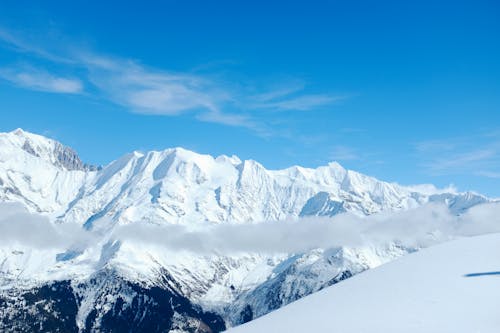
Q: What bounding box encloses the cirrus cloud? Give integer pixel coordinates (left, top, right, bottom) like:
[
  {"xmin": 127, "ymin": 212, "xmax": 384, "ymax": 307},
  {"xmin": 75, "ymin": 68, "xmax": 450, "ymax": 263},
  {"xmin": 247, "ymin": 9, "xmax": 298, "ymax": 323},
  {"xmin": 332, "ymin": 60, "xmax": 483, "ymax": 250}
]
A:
[
  {"xmin": 0, "ymin": 66, "xmax": 83, "ymax": 94},
  {"xmin": 0, "ymin": 27, "xmax": 347, "ymax": 133}
]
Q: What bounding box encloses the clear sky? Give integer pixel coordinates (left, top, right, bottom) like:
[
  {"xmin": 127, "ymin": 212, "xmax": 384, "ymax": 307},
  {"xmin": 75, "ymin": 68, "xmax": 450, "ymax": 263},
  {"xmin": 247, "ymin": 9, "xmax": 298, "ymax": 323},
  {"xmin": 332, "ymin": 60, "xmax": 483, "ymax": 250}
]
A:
[{"xmin": 0, "ymin": 1, "xmax": 499, "ymax": 196}]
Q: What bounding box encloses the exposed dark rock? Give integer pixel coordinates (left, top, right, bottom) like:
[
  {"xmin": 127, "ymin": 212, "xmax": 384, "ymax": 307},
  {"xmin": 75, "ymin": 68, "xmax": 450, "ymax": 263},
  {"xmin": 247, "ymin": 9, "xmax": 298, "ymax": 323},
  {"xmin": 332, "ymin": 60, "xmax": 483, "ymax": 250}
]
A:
[
  {"xmin": 53, "ymin": 142, "xmax": 99, "ymax": 172},
  {"xmin": 0, "ymin": 271, "xmax": 226, "ymax": 333},
  {"xmin": 21, "ymin": 140, "xmax": 39, "ymax": 157},
  {"xmin": 239, "ymin": 305, "xmax": 253, "ymax": 324},
  {"xmin": 0, "ymin": 281, "xmax": 78, "ymax": 332},
  {"xmin": 21, "ymin": 137, "xmax": 99, "ymax": 172}
]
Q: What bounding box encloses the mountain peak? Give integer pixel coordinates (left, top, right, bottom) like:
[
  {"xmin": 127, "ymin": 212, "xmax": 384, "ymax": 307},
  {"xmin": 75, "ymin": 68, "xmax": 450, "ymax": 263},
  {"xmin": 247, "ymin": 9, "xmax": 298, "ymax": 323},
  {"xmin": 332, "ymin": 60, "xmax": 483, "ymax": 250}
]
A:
[
  {"xmin": 215, "ymin": 154, "xmax": 242, "ymax": 166},
  {"xmin": 327, "ymin": 161, "xmax": 344, "ymax": 170},
  {"xmin": 12, "ymin": 127, "xmax": 25, "ymax": 135},
  {"xmin": 3, "ymin": 128, "xmax": 98, "ymax": 171}
]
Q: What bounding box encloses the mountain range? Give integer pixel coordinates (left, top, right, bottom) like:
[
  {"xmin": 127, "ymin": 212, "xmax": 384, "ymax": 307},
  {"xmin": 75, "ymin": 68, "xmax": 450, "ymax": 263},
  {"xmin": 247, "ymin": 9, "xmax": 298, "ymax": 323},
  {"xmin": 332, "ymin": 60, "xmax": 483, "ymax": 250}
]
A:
[{"xmin": 0, "ymin": 129, "xmax": 494, "ymax": 332}]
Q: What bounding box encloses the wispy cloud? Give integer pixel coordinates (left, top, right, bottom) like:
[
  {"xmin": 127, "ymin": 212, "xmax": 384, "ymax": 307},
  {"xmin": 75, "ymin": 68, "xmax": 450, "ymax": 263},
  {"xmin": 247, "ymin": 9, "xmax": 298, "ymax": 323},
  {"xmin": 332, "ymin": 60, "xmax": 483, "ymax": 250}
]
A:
[
  {"xmin": 0, "ymin": 29, "xmax": 72, "ymax": 63},
  {"xmin": 80, "ymin": 54, "xmax": 271, "ymax": 132},
  {"xmin": 416, "ymin": 134, "xmax": 500, "ymax": 178},
  {"xmin": 339, "ymin": 127, "xmax": 366, "ymax": 134},
  {"xmin": 250, "ymin": 80, "xmax": 306, "ymax": 102},
  {"xmin": 415, "ymin": 140, "xmax": 457, "ymax": 153},
  {"xmin": 251, "ymin": 93, "xmax": 345, "ymax": 111},
  {"xmin": 0, "ymin": 27, "xmax": 347, "ymax": 131},
  {"xmin": 476, "ymin": 170, "xmax": 500, "ymax": 179},
  {"xmin": 425, "ymin": 149, "xmax": 496, "ymax": 173},
  {"xmin": 195, "ymin": 110, "xmax": 266, "ymax": 132},
  {"xmin": 331, "ymin": 145, "xmax": 360, "ymax": 161},
  {"xmin": 81, "ymin": 54, "xmax": 223, "ymax": 115},
  {"xmin": 0, "ymin": 66, "xmax": 83, "ymax": 94}
]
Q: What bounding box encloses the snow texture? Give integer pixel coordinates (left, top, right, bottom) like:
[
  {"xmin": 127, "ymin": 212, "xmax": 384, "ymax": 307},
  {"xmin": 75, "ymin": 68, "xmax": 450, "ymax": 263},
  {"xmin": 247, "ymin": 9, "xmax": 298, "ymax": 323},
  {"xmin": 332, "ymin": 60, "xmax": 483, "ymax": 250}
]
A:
[{"xmin": 229, "ymin": 233, "xmax": 500, "ymax": 333}]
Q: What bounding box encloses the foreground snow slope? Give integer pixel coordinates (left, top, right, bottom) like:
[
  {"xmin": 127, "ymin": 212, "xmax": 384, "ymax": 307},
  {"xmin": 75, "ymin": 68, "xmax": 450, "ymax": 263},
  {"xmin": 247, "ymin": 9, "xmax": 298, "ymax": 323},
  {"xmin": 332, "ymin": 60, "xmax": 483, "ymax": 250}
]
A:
[{"xmin": 229, "ymin": 233, "xmax": 500, "ymax": 333}]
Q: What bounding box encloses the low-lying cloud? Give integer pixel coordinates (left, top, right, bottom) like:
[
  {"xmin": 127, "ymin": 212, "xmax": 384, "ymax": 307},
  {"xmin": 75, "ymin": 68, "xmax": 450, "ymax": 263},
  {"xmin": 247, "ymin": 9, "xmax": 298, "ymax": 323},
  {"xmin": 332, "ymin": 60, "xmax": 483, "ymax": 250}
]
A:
[
  {"xmin": 113, "ymin": 203, "xmax": 500, "ymax": 254},
  {"xmin": 1, "ymin": 201, "xmax": 499, "ymax": 255},
  {"xmin": 0, "ymin": 202, "xmax": 93, "ymax": 249}
]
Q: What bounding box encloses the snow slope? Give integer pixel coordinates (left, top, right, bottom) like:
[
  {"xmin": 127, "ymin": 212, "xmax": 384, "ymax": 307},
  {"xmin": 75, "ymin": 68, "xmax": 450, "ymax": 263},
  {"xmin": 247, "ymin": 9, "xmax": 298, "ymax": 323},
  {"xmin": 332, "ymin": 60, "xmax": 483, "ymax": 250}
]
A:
[{"xmin": 229, "ymin": 233, "xmax": 500, "ymax": 333}]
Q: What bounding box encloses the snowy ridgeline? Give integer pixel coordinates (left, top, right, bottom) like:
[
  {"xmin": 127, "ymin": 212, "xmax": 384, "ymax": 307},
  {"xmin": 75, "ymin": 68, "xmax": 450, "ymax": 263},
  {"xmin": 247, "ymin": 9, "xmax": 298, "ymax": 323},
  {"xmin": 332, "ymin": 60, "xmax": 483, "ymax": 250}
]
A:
[
  {"xmin": 229, "ymin": 233, "xmax": 500, "ymax": 333},
  {"xmin": 0, "ymin": 128, "xmax": 498, "ymax": 332},
  {"xmin": 0, "ymin": 128, "xmax": 488, "ymax": 225}
]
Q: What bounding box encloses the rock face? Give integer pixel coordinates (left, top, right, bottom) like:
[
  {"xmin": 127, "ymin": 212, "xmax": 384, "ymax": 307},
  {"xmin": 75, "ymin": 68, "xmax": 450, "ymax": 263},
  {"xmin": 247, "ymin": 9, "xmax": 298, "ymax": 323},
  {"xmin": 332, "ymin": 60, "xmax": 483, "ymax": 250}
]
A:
[
  {"xmin": 17, "ymin": 129, "xmax": 98, "ymax": 172},
  {"xmin": 52, "ymin": 143, "xmax": 99, "ymax": 172},
  {"xmin": 0, "ymin": 129, "xmax": 493, "ymax": 332}
]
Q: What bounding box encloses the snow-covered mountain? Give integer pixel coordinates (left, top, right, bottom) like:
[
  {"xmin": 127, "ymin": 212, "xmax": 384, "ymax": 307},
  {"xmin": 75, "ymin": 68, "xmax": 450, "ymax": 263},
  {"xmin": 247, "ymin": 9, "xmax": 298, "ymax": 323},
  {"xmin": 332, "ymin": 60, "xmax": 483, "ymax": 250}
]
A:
[
  {"xmin": 229, "ymin": 233, "xmax": 500, "ymax": 333},
  {"xmin": 0, "ymin": 129, "xmax": 494, "ymax": 332},
  {"xmin": 0, "ymin": 128, "xmax": 487, "ymax": 224}
]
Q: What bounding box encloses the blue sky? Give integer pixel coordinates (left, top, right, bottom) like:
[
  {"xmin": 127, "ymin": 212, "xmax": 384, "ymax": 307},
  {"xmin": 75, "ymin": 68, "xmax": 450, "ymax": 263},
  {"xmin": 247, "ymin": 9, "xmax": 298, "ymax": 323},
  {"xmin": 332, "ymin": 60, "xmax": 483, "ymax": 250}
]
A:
[{"xmin": 0, "ymin": 0, "xmax": 499, "ymax": 196}]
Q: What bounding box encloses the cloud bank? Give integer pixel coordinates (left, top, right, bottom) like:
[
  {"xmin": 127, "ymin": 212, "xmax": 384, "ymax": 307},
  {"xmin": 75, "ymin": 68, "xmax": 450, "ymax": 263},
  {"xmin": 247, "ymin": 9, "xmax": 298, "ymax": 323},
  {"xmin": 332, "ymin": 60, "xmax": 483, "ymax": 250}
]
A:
[
  {"xmin": 112, "ymin": 203, "xmax": 500, "ymax": 254},
  {"xmin": 0, "ymin": 202, "xmax": 93, "ymax": 249},
  {"xmin": 1, "ymin": 202, "xmax": 499, "ymax": 255}
]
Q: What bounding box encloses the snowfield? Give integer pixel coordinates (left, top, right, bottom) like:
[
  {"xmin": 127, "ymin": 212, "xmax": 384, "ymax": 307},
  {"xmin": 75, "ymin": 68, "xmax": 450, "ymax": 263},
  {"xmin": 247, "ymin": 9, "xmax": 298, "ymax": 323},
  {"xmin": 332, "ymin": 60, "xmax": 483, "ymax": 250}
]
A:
[{"xmin": 229, "ymin": 233, "xmax": 500, "ymax": 333}]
